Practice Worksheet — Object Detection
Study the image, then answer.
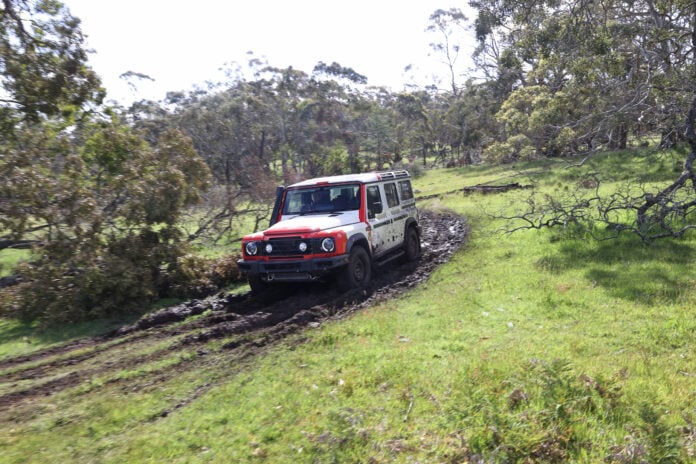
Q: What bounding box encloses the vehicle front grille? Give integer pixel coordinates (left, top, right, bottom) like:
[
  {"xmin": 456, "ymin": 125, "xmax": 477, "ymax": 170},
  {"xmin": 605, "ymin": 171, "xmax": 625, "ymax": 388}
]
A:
[
  {"xmin": 264, "ymin": 262, "xmax": 302, "ymax": 271},
  {"xmin": 265, "ymin": 237, "xmax": 314, "ymax": 258}
]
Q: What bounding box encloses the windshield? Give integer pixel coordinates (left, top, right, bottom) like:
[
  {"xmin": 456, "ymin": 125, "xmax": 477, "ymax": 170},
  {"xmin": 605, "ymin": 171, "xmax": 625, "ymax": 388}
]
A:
[{"xmin": 283, "ymin": 184, "xmax": 361, "ymax": 215}]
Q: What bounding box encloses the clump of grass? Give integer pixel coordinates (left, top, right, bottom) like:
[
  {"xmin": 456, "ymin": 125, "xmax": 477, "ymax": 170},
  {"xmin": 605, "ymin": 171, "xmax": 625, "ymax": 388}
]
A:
[{"xmin": 444, "ymin": 359, "xmax": 627, "ymax": 462}]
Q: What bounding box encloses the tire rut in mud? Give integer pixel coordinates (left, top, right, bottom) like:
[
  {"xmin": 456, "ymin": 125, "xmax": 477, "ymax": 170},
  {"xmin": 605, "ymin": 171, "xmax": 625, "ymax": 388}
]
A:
[{"xmin": 0, "ymin": 209, "xmax": 468, "ymax": 411}]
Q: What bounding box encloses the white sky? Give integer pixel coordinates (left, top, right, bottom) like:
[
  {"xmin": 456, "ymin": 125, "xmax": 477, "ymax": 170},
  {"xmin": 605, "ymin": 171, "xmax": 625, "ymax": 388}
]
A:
[{"xmin": 63, "ymin": 1, "xmax": 475, "ymax": 105}]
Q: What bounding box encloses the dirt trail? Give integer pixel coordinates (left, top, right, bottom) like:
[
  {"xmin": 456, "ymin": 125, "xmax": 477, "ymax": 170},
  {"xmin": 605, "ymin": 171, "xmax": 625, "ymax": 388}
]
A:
[{"xmin": 0, "ymin": 210, "xmax": 468, "ymax": 411}]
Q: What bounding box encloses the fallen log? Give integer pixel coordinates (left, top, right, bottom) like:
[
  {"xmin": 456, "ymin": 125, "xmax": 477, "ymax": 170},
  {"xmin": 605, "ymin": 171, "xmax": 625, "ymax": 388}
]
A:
[
  {"xmin": 462, "ymin": 182, "xmax": 532, "ymax": 194},
  {"xmin": 416, "ymin": 182, "xmax": 532, "ymax": 201}
]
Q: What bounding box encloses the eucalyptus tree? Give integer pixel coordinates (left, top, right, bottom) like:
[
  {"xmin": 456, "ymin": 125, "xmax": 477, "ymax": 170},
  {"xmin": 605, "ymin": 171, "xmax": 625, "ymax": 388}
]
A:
[
  {"xmin": 0, "ymin": 1, "xmax": 213, "ymax": 323},
  {"xmin": 427, "ymin": 8, "xmax": 469, "ymax": 97},
  {"xmin": 440, "ymin": 79, "xmax": 499, "ymax": 165},
  {"xmin": 0, "ymin": 0, "xmax": 103, "ymax": 126},
  {"xmin": 304, "ymin": 61, "xmax": 376, "ymax": 175},
  {"xmin": 472, "ymin": 0, "xmax": 696, "ymax": 241},
  {"xmin": 169, "ymin": 84, "xmax": 275, "ymax": 241},
  {"xmin": 391, "ymin": 90, "xmax": 435, "ymax": 167},
  {"xmin": 471, "ymin": 0, "xmax": 696, "ymax": 159},
  {"xmin": 359, "ymin": 88, "xmax": 399, "ymax": 170}
]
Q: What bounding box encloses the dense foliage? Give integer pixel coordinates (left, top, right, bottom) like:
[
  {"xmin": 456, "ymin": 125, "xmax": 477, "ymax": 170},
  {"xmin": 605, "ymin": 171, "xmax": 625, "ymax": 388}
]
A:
[
  {"xmin": 470, "ymin": 0, "xmax": 696, "ymax": 158},
  {"xmin": 0, "ymin": 1, "xmax": 214, "ymax": 324},
  {"xmin": 124, "ymin": 2, "xmax": 696, "ymax": 174},
  {"xmin": 468, "ymin": 0, "xmax": 696, "ymax": 240}
]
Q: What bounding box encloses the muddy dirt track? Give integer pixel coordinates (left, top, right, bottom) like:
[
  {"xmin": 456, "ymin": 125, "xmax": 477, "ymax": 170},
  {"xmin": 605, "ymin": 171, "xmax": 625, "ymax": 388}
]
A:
[{"xmin": 0, "ymin": 210, "xmax": 468, "ymax": 413}]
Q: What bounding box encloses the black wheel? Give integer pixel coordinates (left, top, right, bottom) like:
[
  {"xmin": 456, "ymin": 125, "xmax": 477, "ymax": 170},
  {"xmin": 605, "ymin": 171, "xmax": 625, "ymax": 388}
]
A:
[
  {"xmin": 404, "ymin": 227, "xmax": 421, "ymax": 262},
  {"xmin": 339, "ymin": 246, "xmax": 371, "ymax": 291},
  {"xmin": 247, "ymin": 275, "xmax": 267, "ymax": 294}
]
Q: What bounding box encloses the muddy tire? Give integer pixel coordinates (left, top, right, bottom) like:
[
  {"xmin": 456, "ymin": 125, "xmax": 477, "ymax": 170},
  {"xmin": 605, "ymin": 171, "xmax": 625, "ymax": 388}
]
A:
[
  {"xmin": 339, "ymin": 246, "xmax": 371, "ymax": 291},
  {"xmin": 404, "ymin": 227, "xmax": 421, "ymax": 262}
]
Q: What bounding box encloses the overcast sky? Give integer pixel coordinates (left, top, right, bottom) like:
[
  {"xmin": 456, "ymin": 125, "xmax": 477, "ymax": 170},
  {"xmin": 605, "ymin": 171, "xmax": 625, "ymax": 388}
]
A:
[{"xmin": 63, "ymin": 1, "xmax": 475, "ymax": 105}]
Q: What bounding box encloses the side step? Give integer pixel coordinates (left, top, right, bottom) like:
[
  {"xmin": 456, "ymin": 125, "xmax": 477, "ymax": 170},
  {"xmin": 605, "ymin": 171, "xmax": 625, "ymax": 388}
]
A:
[{"xmin": 374, "ymin": 249, "xmax": 405, "ymax": 267}]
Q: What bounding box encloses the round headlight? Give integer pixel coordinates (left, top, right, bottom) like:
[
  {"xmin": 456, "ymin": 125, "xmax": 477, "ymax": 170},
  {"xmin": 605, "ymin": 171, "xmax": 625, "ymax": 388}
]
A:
[
  {"xmin": 298, "ymin": 242, "xmax": 308, "ymax": 252},
  {"xmin": 321, "ymin": 237, "xmax": 335, "ymax": 253},
  {"xmin": 265, "ymin": 243, "xmax": 273, "ymax": 254},
  {"xmin": 245, "ymin": 241, "xmax": 258, "ymax": 256}
]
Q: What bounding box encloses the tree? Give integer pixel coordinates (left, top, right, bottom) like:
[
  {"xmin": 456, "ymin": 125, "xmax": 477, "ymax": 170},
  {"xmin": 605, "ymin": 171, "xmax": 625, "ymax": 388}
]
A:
[
  {"xmin": 0, "ymin": 0, "xmax": 104, "ymax": 253},
  {"xmin": 479, "ymin": 0, "xmax": 696, "ymax": 242},
  {"xmin": 1, "ymin": 122, "xmax": 212, "ymax": 323},
  {"xmin": 424, "ymin": 0, "xmax": 696, "ymax": 240},
  {"xmin": 470, "ymin": 0, "xmax": 696, "ymax": 159},
  {"xmin": 171, "ymin": 81, "xmax": 278, "ymax": 242},
  {"xmin": 427, "ymin": 8, "xmax": 469, "ymax": 96},
  {"xmin": 0, "ymin": 0, "xmax": 103, "ymax": 125},
  {"xmin": 0, "ymin": 1, "xmax": 215, "ymax": 324},
  {"xmin": 313, "ymin": 61, "xmax": 367, "ymax": 85}
]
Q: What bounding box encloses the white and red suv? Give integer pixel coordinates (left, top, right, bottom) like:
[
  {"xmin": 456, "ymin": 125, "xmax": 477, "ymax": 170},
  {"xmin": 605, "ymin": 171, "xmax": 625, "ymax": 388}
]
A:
[{"xmin": 237, "ymin": 170, "xmax": 421, "ymax": 292}]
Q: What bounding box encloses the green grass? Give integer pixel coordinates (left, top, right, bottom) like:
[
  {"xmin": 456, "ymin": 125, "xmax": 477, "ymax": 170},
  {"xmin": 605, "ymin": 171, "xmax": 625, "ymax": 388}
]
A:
[
  {"xmin": 1, "ymin": 147, "xmax": 695, "ymax": 462},
  {"xmin": 0, "ymin": 248, "xmax": 29, "ymax": 277}
]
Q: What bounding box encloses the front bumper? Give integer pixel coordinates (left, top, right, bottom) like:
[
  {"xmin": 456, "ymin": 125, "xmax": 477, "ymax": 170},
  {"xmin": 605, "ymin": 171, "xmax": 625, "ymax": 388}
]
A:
[{"xmin": 237, "ymin": 254, "xmax": 350, "ymax": 282}]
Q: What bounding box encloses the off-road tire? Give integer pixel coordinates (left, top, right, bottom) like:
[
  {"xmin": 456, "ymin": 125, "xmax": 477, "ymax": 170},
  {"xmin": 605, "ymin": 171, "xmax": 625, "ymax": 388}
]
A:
[
  {"xmin": 339, "ymin": 246, "xmax": 371, "ymax": 291},
  {"xmin": 404, "ymin": 226, "xmax": 421, "ymax": 262}
]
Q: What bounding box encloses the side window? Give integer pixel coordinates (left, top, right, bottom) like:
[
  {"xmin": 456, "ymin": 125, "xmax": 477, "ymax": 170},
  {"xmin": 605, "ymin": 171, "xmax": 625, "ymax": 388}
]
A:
[
  {"xmin": 398, "ymin": 180, "xmax": 414, "ymax": 201},
  {"xmin": 366, "ymin": 185, "xmax": 383, "ymax": 219},
  {"xmin": 384, "ymin": 183, "xmax": 399, "ymax": 208}
]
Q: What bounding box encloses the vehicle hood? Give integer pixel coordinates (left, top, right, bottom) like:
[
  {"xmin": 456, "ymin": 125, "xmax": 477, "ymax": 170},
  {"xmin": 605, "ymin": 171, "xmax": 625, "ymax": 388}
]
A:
[{"xmin": 264, "ymin": 213, "xmax": 359, "ymax": 236}]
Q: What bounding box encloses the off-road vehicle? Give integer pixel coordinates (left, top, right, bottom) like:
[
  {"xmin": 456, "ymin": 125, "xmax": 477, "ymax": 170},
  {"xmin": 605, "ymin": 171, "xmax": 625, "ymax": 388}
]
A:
[{"xmin": 237, "ymin": 170, "xmax": 421, "ymax": 292}]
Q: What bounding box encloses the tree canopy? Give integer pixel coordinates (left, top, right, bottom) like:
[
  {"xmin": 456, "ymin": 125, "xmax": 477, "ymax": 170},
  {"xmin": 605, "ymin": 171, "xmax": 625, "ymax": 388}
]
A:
[
  {"xmin": 468, "ymin": 0, "xmax": 696, "ymax": 241},
  {"xmin": 0, "ymin": 1, "xmax": 213, "ymax": 324},
  {"xmin": 0, "ymin": 0, "xmax": 103, "ymax": 125}
]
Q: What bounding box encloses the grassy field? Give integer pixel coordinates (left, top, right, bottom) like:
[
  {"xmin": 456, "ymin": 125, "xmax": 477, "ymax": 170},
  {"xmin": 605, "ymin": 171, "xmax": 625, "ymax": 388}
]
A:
[{"xmin": 1, "ymin": 149, "xmax": 695, "ymax": 463}]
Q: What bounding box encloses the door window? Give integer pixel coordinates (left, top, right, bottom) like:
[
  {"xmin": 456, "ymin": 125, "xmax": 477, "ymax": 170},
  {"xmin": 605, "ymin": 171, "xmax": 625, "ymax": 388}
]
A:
[
  {"xmin": 384, "ymin": 183, "xmax": 399, "ymax": 208},
  {"xmin": 366, "ymin": 185, "xmax": 383, "ymax": 219},
  {"xmin": 398, "ymin": 180, "xmax": 414, "ymax": 201}
]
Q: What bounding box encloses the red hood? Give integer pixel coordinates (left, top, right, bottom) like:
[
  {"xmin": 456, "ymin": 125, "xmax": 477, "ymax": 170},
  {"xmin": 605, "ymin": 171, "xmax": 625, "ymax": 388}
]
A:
[{"xmin": 264, "ymin": 214, "xmax": 353, "ymax": 236}]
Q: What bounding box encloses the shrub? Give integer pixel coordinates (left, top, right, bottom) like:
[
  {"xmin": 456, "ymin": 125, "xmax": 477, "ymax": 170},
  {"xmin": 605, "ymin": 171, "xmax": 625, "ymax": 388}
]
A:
[{"xmin": 1, "ymin": 243, "xmax": 244, "ymax": 326}]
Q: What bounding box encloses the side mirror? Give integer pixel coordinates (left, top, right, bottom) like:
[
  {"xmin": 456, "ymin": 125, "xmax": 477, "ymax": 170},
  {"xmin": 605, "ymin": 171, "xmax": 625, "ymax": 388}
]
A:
[
  {"xmin": 373, "ymin": 201, "xmax": 383, "ymax": 214},
  {"xmin": 368, "ymin": 201, "xmax": 382, "ymax": 219}
]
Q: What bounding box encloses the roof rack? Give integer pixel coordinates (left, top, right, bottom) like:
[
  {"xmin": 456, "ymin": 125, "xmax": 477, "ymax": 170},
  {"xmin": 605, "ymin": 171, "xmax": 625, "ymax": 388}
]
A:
[{"xmin": 375, "ymin": 170, "xmax": 410, "ymax": 180}]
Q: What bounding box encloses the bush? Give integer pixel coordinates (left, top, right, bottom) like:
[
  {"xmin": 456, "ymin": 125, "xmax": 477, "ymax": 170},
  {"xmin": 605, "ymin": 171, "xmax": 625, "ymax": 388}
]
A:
[
  {"xmin": 484, "ymin": 141, "xmax": 515, "ymax": 163},
  {"xmin": 0, "ymin": 239, "xmax": 244, "ymax": 326},
  {"xmin": 2, "ymin": 233, "xmax": 167, "ymax": 325},
  {"xmin": 2, "ymin": 260, "xmax": 156, "ymax": 326},
  {"xmin": 484, "ymin": 134, "xmax": 538, "ymax": 164}
]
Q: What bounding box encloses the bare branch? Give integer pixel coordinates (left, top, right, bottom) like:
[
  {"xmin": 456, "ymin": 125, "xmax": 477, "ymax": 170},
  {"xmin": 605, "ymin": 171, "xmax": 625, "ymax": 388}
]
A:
[{"xmin": 1, "ymin": 0, "xmax": 28, "ymax": 37}]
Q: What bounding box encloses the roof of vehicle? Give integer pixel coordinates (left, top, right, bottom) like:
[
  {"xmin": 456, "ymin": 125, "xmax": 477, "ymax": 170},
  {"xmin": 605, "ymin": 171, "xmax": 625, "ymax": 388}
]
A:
[{"xmin": 288, "ymin": 170, "xmax": 411, "ymax": 188}]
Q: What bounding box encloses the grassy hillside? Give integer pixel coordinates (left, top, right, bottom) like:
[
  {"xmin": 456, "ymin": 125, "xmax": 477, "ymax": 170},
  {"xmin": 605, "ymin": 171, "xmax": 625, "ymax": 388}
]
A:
[{"xmin": 1, "ymin": 149, "xmax": 695, "ymax": 463}]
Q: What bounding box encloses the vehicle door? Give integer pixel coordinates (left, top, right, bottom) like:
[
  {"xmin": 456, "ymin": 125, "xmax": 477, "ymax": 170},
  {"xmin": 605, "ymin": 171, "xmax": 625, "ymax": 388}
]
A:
[
  {"xmin": 397, "ymin": 179, "xmax": 417, "ymax": 219},
  {"xmin": 382, "ymin": 182, "xmax": 406, "ymax": 249},
  {"xmin": 366, "ymin": 184, "xmax": 390, "ymax": 255}
]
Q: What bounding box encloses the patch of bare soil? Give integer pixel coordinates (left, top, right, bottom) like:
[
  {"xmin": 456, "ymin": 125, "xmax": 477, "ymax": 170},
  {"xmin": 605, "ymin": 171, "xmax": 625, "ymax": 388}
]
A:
[{"xmin": 0, "ymin": 210, "xmax": 468, "ymax": 411}]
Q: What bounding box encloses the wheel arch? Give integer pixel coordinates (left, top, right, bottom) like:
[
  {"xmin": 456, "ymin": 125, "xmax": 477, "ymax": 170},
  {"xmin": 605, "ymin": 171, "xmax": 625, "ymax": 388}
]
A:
[
  {"xmin": 346, "ymin": 233, "xmax": 370, "ymax": 256},
  {"xmin": 404, "ymin": 217, "xmax": 420, "ymax": 235}
]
